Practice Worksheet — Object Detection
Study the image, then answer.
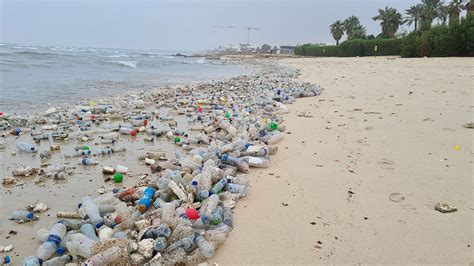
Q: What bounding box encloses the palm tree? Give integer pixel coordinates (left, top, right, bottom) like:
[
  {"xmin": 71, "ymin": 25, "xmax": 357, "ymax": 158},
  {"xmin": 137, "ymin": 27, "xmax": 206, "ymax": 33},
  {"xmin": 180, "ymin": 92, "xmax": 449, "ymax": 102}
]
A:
[
  {"xmin": 372, "ymin": 7, "xmax": 405, "ymax": 38},
  {"xmin": 420, "ymin": 0, "xmax": 444, "ymax": 27},
  {"xmin": 343, "ymin": 16, "xmax": 361, "ymax": 39},
  {"xmin": 330, "ymin": 20, "xmax": 344, "ymax": 45},
  {"xmin": 464, "ymin": 0, "xmax": 474, "ymax": 17},
  {"xmin": 448, "ymin": 0, "xmax": 465, "ymax": 23},
  {"xmin": 405, "ymin": 4, "xmax": 424, "ymax": 31},
  {"xmin": 350, "ymin": 25, "xmax": 367, "ymax": 40},
  {"xmin": 439, "ymin": 5, "xmax": 450, "ymax": 24}
]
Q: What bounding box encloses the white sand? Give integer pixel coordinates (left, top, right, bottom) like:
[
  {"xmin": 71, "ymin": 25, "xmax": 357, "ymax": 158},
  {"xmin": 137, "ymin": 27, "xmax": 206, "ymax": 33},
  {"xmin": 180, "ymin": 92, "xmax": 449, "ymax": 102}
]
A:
[{"xmin": 211, "ymin": 57, "xmax": 473, "ymax": 264}]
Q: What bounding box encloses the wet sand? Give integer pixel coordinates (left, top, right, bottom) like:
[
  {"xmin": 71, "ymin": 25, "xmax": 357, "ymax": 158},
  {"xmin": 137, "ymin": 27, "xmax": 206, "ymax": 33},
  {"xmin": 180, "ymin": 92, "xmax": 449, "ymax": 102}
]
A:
[{"xmin": 211, "ymin": 57, "xmax": 473, "ymax": 264}]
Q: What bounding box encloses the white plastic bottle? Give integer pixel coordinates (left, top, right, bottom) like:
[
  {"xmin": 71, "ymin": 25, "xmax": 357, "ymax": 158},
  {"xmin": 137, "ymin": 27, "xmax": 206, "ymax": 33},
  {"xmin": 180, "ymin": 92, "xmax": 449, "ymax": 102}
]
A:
[{"xmin": 36, "ymin": 222, "xmax": 67, "ymax": 261}]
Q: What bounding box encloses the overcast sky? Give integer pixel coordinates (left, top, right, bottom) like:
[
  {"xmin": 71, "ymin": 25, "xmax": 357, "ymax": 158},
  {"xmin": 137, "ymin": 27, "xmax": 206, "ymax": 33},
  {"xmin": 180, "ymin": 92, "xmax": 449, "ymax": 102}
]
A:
[{"xmin": 1, "ymin": 0, "xmax": 422, "ymax": 51}]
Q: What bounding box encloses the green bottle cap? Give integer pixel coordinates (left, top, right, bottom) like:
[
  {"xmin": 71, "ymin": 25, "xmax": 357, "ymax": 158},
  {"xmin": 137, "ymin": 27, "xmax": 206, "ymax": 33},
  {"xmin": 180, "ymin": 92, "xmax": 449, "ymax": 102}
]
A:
[
  {"xmin": 82, "ymin": 146, "xmax": 90, "ymax": 150},
  {"xmin": 225, "ymin": 112, "xmax": 231, "ymax": 118},
  {"xmin": 174, "ymin": 136, "xmax": 181, "ymax": 143},
  {"xmin": 113, "ymin": 173, "xmax": 123, "ymax": 183},
  {"xmin": 270, "ymin": 122, "xmax": 278, "ymax": 131}
]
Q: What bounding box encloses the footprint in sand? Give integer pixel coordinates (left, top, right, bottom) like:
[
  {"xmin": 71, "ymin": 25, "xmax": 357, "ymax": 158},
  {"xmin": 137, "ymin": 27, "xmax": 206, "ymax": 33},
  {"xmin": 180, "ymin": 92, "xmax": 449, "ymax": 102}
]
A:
[{"xmin": 378, "ymin": 158, "xmax": 396, "ymax": 170}]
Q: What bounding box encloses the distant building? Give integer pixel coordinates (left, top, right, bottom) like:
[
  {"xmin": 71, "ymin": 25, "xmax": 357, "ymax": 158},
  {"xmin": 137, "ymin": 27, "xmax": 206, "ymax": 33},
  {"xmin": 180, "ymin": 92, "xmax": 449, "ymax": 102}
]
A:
[{"xmin": 279, "ymin": 45, "xmax": 296, "ymax": 54}]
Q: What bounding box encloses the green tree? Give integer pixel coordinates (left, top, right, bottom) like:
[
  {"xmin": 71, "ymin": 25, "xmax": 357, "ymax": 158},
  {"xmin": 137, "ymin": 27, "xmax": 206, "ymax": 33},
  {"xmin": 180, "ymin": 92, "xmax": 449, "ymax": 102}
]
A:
[
  {"xmin": 350, "ymin": 25, "xmax": 367, "ymax": 40},
  {"xmin": 343, "ymin": 16, "xmax": 361, "ymax": 39},
  {"xmin": 448, "ymin": 0, "xmax": 465, "ymax": 24},
  {"xmin": 464, "ymin": 0, "xmax": 474, "ymax": 17},
  {"xmin": 372, "ymin": 7, "xmax": 405, "ymax": 38},
  {"xmin": 420, "ymin": 0, "xmax": 444, "ymax": 29},
  {"xmin": 406, "ymin": 4, "xmax": 424, "ymax": 31},
  {"xmin": 330, "ymin": 20, "xmax": 345, "ymax": 45}
]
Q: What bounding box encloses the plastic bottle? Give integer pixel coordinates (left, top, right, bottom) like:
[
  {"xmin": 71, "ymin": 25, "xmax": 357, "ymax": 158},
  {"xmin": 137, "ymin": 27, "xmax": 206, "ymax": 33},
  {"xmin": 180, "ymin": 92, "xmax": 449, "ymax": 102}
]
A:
[
  {"xmin": 242, "ymin": 144, "xmax": 268, "ymax": 157},
  {"xmin": 222, "ymin": 207, "xmax": 233, "ymax": 226},
  {"xmin": 221, "ymin": 154, "xmax": 249, "ymax": 172},
  {"xmin": 153, "ymin": 237, "xmax": 167, "ymax": 251},
  {"xmin": 266, "ymin": 132, "xmax": 284, "ymax": 145},
  {"xmin": 143, "ymin": 224, "xmax": 171, "ymax": 239},
  {"xmin": 10, "ymin": 210, "xmax": 34, "ymax": 222},
  {"xmin": 205, "ymin": 224, "xmax": 231, "ymax": 245},
  {"xmin": 138, "ymin": 187, "xmax": 156, "ymax": 213},
  {"xmin": 210, "ymin": 205, "xmax": 223, "ymax": 225},
  {"xmin": 43, "ymin": 255, "xmax": 73, "ymax": 266},
  {"xmin": 210, "ymin": 178, "xmax": 228, "ymax": 194},
  {"xmin": 204, "ymin": 194, "xmax": 219, "ymax": 218},
  {"xmin": 161, "ymin": 202, "xmax": 176, "ymax": 225},
  {"xmin": 230, "ymin": 175, "xmax": 249, "ymax": 186},
  {"xmin": 85, "ymin": 246, "xmax": 120, "ymax": 265},
  {"xmin": 23, "ymin": 256, "xmax": 40, "ymax": 266},
  {"xmin": 36, "ymin": 222, "xmax": 67, "ymax": 261},
  {"xmin": 79, "ymin": 158, "xmax": 98, "ymax": 166},
  {"xmin": 225, "ymin": 183, "xmax": 248, "ymax": 195},
  {"xmin": 65, "ymin": 233, "xmax": 95, "ymax": 258},
  {"xmin": 119, "ymin": 127, "xmax": 137, "ymax": 136},
  {"xmin": 194, "ymin": 234, "xmax": 215, "ymax": 258},
  {"xmin": 97, "ymin": 147, "xmax": 113, "ymax": 155},
  {"xmin": 81, "ymin": 196, "xmax": 104, "ymax": 228},
  {"xmin": 243, "ymin": 156, "xmax": 270, "ymax": 168},
  {"xmin": 169, "ymin": 170, "xmax": 187, "ymax": 186},
  {"xmin": 80, "ymin": 223, "xmax": 99, "ymax": 241},
  {"xmin": 168, "ymin": 180, "xmax": 187, "ymax": 201},
  {"xmin": 16, "ymin": 142, "xmax": 37, "ymax": 153}
]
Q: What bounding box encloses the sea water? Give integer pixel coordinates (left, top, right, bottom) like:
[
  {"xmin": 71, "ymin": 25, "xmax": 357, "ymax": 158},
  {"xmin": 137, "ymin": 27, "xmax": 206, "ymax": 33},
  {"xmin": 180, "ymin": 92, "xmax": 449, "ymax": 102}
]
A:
[{"xmin": 0, "ymin": 43, "xmax": 249, "ymax": 113}]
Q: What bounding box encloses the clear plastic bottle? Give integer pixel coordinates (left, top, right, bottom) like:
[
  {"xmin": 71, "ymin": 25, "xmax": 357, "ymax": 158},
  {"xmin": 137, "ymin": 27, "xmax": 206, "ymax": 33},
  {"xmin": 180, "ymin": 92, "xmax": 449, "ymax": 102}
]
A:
[
  {"xmin": 266, "ymin": 131, "xmax": 284, "ymax": 144},
  {"xmin": 65, "ymin": 233, "xmax": 95, "ymax": 258},
  {"xmin": 161, "ymin": 202, "xmax": 176, "ymax": 225},
  {"xmin": 16, "ymin": 142, "xmax": 37, "ymax": 153},
  {"xmin": 80, "ymin": 223, "xmax": 99, "ymax": 241},
  {"xmin": 210, "ymin": 178, "xmax": 228, "ymax": 194},
  {"xmin": 85, "ymin": 246, "xmax": 120, "ymax": 265},
  {"xmin": 205, "ymin": 224, "xmax": 231, "ymax": 245},
  {"xmin": 230, "ymin": 174, "xmax": 249, "ymax": 186},
  {"xmin": 78, "ymin": 158, "xmax": 98, "ymax": 166},
  {"xmin": 23, "ymin": 256, "xmax": 40, "ymax": 266},
  {"xmin": 242, "ymin": 156, "xmax": 270, "ymax": 168},
  {"xmin": 81, "ymin": 196, "xmax": 104, "ymax": 228},
  {"xmin": 119, "ymin": 127, "xmax": 137, "ymax": 136},
  {"xmin": 153, "ymin": 237, "xmax": 167, "ymax": 251},
  {"xmin": 144, "ymin": 224, "xmax": 171, "ymax": 239},
  {"xmin": 36, "ymin": 222, "xmax": 67, "ymax": 261},
  {"xmin": 168, "ymin": 180, "xmax": 187, "ymax": 201},
  {"xmin": 221, "ymin": 154, "xmax": 249, "ymax": 172},
  {"xmin": 204, "ymin": 194, "xmax": 220, "ymax": 218},
  {"xmin": 194, "ymin": 234, "xmax": 215, "ymax": 258},
  {"xmin": 225, "ymin": 183, "xmax": 248, "ymax": 194},
  {"xmin": 10, "ymin": 210, "xmax": 34, "ymax": 222},
  {"xmin": 210, "ymin": 205, "xmax": 224, "ymax": 225},
  {"xmin": 43, "ymin": 255, "xmax": 73, "ymax": 266},
  {"xmin": 223, "ymin": 206, "xmax": 233, "ymax": 226}
]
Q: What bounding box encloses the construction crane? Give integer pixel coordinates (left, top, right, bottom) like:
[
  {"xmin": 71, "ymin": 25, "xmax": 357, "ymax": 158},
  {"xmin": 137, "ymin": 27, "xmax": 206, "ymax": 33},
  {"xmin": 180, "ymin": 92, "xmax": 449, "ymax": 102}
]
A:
[{"xmin": 215, "ymin": 25, "xmax": 260, "ymax": 46}]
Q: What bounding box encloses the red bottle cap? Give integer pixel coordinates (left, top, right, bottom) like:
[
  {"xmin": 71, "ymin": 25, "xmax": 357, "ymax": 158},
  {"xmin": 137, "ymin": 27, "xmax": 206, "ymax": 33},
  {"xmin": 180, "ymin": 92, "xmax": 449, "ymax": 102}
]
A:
[
  {"xmin": 130, "ymin": 130, "xmax": 137, "ymax": 136},
  {"xmin": 186, "ymin": 208, "xmax": 200, "ymax": 220}
]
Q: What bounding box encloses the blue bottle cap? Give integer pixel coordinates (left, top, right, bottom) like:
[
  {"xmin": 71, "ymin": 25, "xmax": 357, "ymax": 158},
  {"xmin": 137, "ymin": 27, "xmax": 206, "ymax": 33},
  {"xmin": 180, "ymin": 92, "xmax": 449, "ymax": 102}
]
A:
[
  {"xmin": 244, "ymin": 143, "xmax": 252, "ymax": 149},
  {"xmin": 191, "ymin": 180, "xmax": 198, "ymax": 186},
  {"xmin": 221, "ymin": 154, "xmax": 229, "ymax": 161},
  {"xmin": 95, "ymin": 222, "xmax": 104, "ymax": 229},
  {"xmin": 112, "ymin": 188, "xmax": 120, "ymax": 193},
  {"xmin": 4, "ymin": 255, "xmax": 10, "ymax": 263},
  {"xmin": 26, "ymin": 212, "xmax": 34, "ymax": 220},
  {"xmin": 56, "ymin": 246, "xmax": 66, "ymax": 255}
]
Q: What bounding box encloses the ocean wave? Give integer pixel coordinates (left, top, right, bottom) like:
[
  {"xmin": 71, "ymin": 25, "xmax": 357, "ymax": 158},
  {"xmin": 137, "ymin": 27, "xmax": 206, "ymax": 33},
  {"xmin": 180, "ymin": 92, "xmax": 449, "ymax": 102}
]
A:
[{"xmin": 107, "ymin": 60, "xmax": 138, "ymax": 68}]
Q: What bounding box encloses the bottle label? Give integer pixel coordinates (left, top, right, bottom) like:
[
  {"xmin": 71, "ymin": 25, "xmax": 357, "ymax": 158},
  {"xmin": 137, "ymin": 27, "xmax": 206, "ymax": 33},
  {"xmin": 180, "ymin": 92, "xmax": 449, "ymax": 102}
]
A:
[
  {"xmin": 248, "ymin": 157, "xmax": 263, "ymax": 165},
  {"xmin": 46, "ymin": 234, "xmax": 61, "ymax": 245}
]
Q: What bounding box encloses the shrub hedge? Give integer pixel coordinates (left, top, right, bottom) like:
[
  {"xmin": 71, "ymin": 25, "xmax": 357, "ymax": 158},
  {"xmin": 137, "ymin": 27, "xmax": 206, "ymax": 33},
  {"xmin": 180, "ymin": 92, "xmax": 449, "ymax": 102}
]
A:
[
  {"xmin": 296, "ymin": 15, "xmax": 473, "ymax": 58},
  {"xmin": 295, "ymin": 38, "xmax": 401, "ymax": 57}
]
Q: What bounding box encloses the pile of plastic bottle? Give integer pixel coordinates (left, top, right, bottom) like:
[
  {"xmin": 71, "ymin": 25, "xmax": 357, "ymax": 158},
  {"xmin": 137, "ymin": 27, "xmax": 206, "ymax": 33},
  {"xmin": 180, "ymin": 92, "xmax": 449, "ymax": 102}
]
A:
[{"xmin": 1, "ymin": 66, "xmax": 322, "ymax": 265}]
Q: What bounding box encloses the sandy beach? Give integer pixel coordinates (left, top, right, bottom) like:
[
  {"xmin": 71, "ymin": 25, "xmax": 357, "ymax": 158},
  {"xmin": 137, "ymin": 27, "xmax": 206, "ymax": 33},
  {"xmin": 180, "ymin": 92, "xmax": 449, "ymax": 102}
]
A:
[
  {"xmin": 211, "ymin": 56, "xmax": 473, "ymax": 264},
  {"xmin": 1, "ymin": 56, "xmax": 472, "ymax": 265}
]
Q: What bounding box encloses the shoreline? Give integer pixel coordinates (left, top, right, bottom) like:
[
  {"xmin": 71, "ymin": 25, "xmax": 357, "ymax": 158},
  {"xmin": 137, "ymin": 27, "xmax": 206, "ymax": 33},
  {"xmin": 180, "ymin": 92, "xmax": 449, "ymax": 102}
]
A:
[{"xmin": 0, "ymin": 61, "xmax": 321, "ymax": 264}]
